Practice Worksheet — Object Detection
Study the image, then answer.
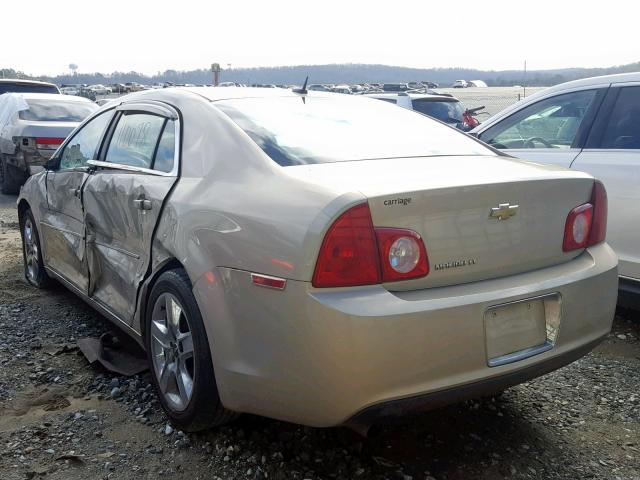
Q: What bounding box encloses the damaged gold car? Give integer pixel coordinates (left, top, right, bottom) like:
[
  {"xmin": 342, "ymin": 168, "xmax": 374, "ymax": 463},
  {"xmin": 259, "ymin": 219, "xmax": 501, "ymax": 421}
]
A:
[{"xmin": 18, "ymin": 87, "xmax": 618, "ymax": 433}]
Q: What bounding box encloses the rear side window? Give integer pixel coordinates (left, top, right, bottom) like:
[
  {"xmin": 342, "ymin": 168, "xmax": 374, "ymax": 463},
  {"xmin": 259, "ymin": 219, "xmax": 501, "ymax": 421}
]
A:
[
  {"xmin": 153, "ymin": 120, "xmax": 176, "ymax": 172},
  {"xmin": 0, "ymin": 83, "xmax": 59, "ymax": 95},
  {"xmin": 105, "ymin": 113, "xmax": 165, "ymax": 169},
  {"xmin": 59, "ymin": 111, "xmax": 114, "ymax": 170},
  {"xmin": 19, "ymin": 100, "xmax": 97, "ymax": 122},
  {"xmin": 480, "ymin": 90, "xmax": 598, "ymax": 149},
  {"xmin": 600, "ymin": 86, "xmax": 640, "ymax": 149}
]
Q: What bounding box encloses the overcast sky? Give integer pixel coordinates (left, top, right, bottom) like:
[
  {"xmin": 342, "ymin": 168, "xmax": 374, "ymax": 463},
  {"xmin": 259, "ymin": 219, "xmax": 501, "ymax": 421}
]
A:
[{"xmin": 4, "ymin": 0, "xmax": 637, "ymax": 76}]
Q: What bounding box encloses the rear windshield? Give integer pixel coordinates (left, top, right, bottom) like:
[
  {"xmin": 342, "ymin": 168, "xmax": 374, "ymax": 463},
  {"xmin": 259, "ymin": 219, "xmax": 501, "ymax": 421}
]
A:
[
  {"xmin": 412, "ymin": 99, "xmax": 465, "ymax": 124},
  {"xmin": 0, "ymin": 83, "xmax": 59, "ymax": 95},
  {"xmin": 19, "ymin": 100, "xmax": 97, "ymax": 122},
  {"xmin": 216, "ymin": 96, "xmax": 493, "ymax": 166}
]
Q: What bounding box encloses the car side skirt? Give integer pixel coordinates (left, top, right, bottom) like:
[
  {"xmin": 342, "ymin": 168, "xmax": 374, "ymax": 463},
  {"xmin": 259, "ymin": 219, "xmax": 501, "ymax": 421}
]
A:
[{"xmin": 45, "ymin": 266, "xmax": 144, "ymax": 345}]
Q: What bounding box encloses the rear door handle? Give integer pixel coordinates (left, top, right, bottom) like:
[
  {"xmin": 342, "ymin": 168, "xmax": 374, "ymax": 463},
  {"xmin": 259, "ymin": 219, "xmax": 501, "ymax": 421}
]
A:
[
  {"xmin": 69, "ymin": 187, "xmax": 80, "ymax": 197},
  {"xmin": 133, "ymin": 199, "xmax": 152, "ymax": 210}
]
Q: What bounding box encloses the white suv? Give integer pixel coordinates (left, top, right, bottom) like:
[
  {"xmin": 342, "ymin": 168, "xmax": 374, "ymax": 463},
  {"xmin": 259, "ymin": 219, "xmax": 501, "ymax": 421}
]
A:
[
  {"xmin": 472, "ymin": 72, "xmax": 640, "ymax": 307},
  {"xmin": 365, "ymin": 92, "xmax": 472, "ymax": 131}
]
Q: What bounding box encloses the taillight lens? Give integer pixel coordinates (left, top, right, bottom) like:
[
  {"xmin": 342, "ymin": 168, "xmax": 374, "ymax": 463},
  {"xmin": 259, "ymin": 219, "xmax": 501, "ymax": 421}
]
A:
[
  {"xmin": 312, "ymin": 204, "xmax": 429, "ymax": 288},
  {"xmin": 562, "ymin": 181, "xmax": 608, "ymax": 252},
  {"xmin": 35, "ymin": 137, "xmax": 64, "ymax": 145},
  {"xmin": 563, "ymin": 204, "xmax": 593, "ymax": 251},
  {"xmin": 588, "ymin": 180, "xmax": 607, "ymax": 246},
  {"xmin": 312, "ymin": 204, "xmax": 381, "ymax": 288},
  {"xmin": 35, "ymin": 137, "xmax": 65, "ymax": 149},
  {"xmin": 376, "ymin": 228, "xmax": 429, "ymax": 282}
]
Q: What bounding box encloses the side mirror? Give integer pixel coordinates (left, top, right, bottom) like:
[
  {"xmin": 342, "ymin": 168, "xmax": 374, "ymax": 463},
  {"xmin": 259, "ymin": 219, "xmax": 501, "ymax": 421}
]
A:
[{"xmin": 44, "ymin": 157, "xmax": 58, "ymax": 170}]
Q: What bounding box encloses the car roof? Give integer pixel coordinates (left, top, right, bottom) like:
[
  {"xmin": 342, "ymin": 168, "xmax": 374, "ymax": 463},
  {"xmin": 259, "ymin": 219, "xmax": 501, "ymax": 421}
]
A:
[
  {"xmin": 532, "ymin": 71, "xmax": 640, "ymax": 99},
  {"xmin": 9, "ymin": 92, "xmax": 94, "ymax": 103},
  {"xmin": 0, "ymin": 78, "xmax": 57, "ymax": 87}
]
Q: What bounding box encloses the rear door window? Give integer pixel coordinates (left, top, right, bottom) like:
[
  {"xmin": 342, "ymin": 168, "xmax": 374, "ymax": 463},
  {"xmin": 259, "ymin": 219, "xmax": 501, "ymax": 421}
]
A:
[
  {"xmin": 153, "ymin": 120, "xmax": 176, "ymax": 172},
  {"xmin": 19, "ymin": 100, "xmax": 97, "ymax": 122},
  {"xmin": 0, "ymin": 83, "xmax": 59, "ymax": 95},
  {"xmin": 599, "ymin": 86, "xmax": 640, "ymax": 149},
  {"xmin": 412, "ymin": 99, "xmax": 464, "ymax": 123},
  {"xmin": 480, "ymin": 90, "xmax": 598, "ymax": 149},
  {"xmin": 104, "ymin": 113, "xmax": 165, "ymax": 169}
]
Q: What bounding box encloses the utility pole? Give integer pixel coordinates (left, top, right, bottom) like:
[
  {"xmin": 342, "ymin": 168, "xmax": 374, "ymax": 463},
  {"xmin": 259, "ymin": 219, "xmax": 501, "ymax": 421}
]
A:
[
  {"xmin": 211, "ymin": 63, "xmax": 220, "ymax": 86},
  {"xmin": 523, "ymin": 60, "xmax": 527, "ymax": 97}
]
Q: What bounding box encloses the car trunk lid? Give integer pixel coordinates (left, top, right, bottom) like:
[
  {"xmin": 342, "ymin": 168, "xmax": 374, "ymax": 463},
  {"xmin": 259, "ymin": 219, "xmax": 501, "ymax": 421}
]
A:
[{"xmin": 285, "ymin": 155, "xmax": 595, "ymax": 290}]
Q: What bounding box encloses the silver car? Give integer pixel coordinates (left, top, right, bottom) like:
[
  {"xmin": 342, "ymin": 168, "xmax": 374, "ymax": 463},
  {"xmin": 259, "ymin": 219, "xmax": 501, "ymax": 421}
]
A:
[
  {"xmin": 0, "ymin": 93, "xmax": 97, "ymax": 193},
  {"xmin": 472, "ymin": 72, "xmax": 640, "ymax": 308},
  {"xmin": 17, "ymin": 87, "xmax": 617, "ymax": 433}
]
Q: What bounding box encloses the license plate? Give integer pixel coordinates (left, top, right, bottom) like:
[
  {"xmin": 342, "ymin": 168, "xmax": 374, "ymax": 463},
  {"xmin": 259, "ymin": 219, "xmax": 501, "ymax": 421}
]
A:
[{"xmin": 485, "ymin": 294, "xmax": 561, "ymax": 367}]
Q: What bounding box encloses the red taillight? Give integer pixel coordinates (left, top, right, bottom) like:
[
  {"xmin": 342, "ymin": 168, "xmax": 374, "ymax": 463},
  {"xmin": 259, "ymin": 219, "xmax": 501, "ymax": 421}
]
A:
[
  {"xmin": 312, "ymin": 203, "xmax": 429, "ymax": 288},
  {"xmin": 562, "ymin": 181, "xmax": 608, "ymax": 252},
  {"xmin": 312, "ymin": 204, "xmax": 381, "ymax": 288},
  {"xmin": 588, "ymin": 180, "xmax": 607, "ymax": 247},
  {"xmin": 376, "ymin": 228, "xmax": 429, "ymax": 282},
  {"xmin": 563, "ymin": 204, "xmax": 593, "ymax": 252},
  {"xmin": 35, "ymin": 137, "xmax": 64, "ymax": 146}
]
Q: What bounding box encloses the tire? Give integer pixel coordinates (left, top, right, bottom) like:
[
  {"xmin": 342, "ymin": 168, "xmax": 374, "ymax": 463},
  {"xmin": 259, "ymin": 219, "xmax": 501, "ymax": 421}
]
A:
[
  {"xmin": 0, "ymin": 157, "xmax": 21, "ymax": 195},
  {"xmin": 145, "ymin": 268, "xmax": 238, "ymax": 431},
  {"xmin": 20, "ymin": 209, "xmax": 52, "ymax": 288}
]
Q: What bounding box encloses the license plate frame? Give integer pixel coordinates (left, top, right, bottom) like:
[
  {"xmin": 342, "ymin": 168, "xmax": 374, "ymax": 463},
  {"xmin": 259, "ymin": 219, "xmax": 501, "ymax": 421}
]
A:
[{"xmin": 485, "ymin": 293, "xmax": 562, "ymax": 367}]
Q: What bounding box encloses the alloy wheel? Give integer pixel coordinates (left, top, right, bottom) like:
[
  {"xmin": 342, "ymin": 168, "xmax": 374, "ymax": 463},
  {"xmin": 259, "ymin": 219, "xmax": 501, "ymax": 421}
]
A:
[
  {"xmin": 23, "ymin": 218, "xmax": 39, "ymax": 283},
  {"xmin": 150, "ymin": 293, "xmax": 195, "ymax": 412}
]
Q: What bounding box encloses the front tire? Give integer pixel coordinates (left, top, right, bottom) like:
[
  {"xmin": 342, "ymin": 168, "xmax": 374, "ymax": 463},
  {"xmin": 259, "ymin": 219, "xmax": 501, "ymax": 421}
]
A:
[
  {"xmin": 20, "ymin": 209, "xmax": 51, "ymax": 288},
  {"xmin": 145, "ymin": 268, "xmax": 238, "ymax": 431}
]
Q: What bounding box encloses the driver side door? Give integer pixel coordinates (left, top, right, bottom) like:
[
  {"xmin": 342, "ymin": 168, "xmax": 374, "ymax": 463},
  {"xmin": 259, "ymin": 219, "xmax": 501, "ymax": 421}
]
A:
[{"xmin": 478, "ymin": 88, "xmax": 606, "ymax": 168}]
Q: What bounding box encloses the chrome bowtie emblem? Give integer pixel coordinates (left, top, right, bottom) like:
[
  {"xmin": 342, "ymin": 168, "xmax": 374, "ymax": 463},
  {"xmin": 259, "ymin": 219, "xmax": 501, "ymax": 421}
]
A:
[{"xmin": 489, "ymin": 203, "xmax": 519, "ymax": 220}]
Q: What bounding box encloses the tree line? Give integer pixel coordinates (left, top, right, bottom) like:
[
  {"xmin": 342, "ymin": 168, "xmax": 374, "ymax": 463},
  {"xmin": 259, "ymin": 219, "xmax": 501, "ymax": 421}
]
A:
[{"xmin": 2, "ymin": 61, "xmax": 639, "ymax": 87}]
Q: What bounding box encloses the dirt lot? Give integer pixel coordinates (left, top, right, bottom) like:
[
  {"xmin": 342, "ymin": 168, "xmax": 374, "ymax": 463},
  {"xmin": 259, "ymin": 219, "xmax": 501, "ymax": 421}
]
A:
[{"xmin": 0, "ymin": 192, "xmax": 638, "ymax": 480}]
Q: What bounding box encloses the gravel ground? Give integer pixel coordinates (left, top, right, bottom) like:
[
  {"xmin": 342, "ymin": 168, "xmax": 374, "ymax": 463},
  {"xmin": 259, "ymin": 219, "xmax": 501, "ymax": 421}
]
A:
[{"xmin": 0, "ymin": 192, "xmax": 638, "ymax": 480}]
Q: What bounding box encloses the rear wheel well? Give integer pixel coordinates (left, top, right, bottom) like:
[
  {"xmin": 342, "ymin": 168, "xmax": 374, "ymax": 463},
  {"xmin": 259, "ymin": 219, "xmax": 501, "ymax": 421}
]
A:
[
  {"xmin": 139, "ymin": 258, "xmax": 188, "ymax": 338},
  {"xmin": 17, "ymin": 199, "xmax": 31, "ymax": 225}
]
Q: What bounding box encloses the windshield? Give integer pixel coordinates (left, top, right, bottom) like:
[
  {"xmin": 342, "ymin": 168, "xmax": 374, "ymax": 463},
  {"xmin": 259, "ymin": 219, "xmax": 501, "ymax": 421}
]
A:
[
  {"xmin": 412, "ymin": 99, "xmax": 465, "ymax": 124},
  {"xmin": 216, "ymin": 96, "xmax": 493, "ymax": 166},
  {"xmin": 19, "ymin": 100, "xmax": 97, "ymax": 122},
  {"xmin": 0, "ymin": 83, "xmax": 59, "ymax": 95}
]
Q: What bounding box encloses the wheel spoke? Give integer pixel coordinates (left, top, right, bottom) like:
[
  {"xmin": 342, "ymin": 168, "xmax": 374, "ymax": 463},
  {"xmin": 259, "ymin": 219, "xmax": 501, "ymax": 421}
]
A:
[
  {"xmin": 178, "ymin": 332, "xmax": 193, "ymax": 360},
  {"xmin": 158, "ymin": 361, "xmax": 174, "ymax": 394},
  {"xmin": 176, "ymin": 368, "xmax": 193, "ymax": 406},
  {"xmin": 165, "ymin": 295, "xmax": 182, "ymax": 334},
  {"xmin": 151, "ymin": 319, "xmax": 171, "ymax": 347}
]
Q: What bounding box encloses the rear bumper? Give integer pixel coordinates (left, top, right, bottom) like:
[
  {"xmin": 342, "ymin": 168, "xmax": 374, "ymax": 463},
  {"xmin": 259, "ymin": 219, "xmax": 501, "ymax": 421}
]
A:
[
  {"xmin": 346, "ymin": 335, "xmax": 603, "ymax": 431},
  {"xmin": 193, "ymin": 243, "xmax": 618, "ymax": 427}
]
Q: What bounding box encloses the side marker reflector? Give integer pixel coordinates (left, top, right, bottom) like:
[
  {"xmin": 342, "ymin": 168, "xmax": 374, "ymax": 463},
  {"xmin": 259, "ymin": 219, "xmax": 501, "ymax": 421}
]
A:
[{"xmin": 251, "ymin": 273, "xmax": 286, "ymax": 290}]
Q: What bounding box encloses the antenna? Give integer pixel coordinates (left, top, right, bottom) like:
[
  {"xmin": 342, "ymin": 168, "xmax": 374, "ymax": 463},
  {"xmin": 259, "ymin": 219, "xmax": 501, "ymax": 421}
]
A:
[{"xmin": 293, "ymin": 76, "xmax": 309, "ymax": 94}]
